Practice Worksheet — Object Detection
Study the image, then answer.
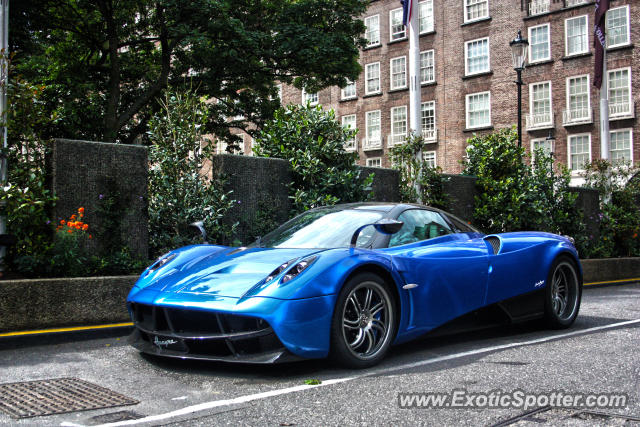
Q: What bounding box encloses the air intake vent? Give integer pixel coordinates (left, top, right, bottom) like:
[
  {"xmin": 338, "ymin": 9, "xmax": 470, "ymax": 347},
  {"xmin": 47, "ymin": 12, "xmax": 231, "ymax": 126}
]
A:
[{"xmin": 485, "ymin": 236, "xmax": 501, "ymax": 255}]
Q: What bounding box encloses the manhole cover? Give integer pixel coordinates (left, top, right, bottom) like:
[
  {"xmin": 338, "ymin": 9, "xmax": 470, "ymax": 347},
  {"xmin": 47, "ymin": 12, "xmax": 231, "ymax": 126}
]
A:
[{"xmin": 0, "ymin": 378, "xmax": 138, "ymax": 419}]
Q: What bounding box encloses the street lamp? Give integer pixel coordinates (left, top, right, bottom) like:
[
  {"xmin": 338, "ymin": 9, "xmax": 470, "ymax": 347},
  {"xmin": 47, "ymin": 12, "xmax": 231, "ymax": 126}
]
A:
[
  {"xmin": 545, "ymin": 130, "xmax": 556, "ymax": 157},
  {"xmin": 510, "ymin": 30, "xmax": 529, "ymax": 149}
]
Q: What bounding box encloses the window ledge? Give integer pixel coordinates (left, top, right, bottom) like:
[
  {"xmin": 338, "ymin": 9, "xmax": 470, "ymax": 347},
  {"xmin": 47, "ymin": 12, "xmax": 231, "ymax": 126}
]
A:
[
  {"xmin": 363, "ymin": 43, "xmax": 382, "ymax": 51},
  {"xmin": 363, "ymin": 92, "xmax": 383, "ymax": 99},
  {"xmin": 421, "ymin": 81, "xmax": 437, "ymax": 87},
  {"xmin": 461, "ymin": 16, "xmax": 491, "ymax": 27},
  {"xmin": 607, "ymin": 43, "xmax": 633, "ymax": 53},
  {"xmin": 523, "ymin": 11, "xmax": 551, "ymax": 21},
  {"xmin": 388, "ymin": 36, "xmax": 408, "ymax": 45},
  {"xmin": 420, "ymin": 30, "xmax": 436, "ymax": 37},
  {"xmin": 562, "ymin": 52, "xmax": 592, "ymax": 61},
  {"xmin": 462, "ymin": 71, "xmax": 493, "ymax": 80},
  {"xmin": 388, "ymin": 87, "xmax": 408, "ymax": 94},
  {"xmin": 339, "ymin": 96, "xmax": 357, "ymax": 103},
  {"xmin": 527, "ymin": 59, "xmax": 554, "ymax": 67},
  {"xmin": 463, "ymin": 125, "xmax": 494, "ymax": 133}
]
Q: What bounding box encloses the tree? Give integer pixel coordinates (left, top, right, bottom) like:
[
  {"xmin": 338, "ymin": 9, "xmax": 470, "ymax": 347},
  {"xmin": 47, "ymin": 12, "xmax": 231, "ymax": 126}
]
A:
[
  {"xmin": 12, "ymin": 0, "xmax": 367, "ymax": 144},
  {"xmin": 254, "ymin": 104, "xmax": 373, "ymax": 214}
]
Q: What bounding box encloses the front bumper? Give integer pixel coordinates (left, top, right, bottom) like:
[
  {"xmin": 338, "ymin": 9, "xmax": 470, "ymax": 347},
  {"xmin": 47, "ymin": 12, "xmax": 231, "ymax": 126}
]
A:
[{"xmin": 127, "ymin": 289, "xmax": 336, "ymax": 361}]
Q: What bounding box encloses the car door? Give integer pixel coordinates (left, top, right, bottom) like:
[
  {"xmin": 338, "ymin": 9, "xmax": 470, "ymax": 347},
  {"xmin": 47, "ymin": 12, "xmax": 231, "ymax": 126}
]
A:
[{"xmin": 383, "ymin": 209, "xmax": 490, "ymax": 332}]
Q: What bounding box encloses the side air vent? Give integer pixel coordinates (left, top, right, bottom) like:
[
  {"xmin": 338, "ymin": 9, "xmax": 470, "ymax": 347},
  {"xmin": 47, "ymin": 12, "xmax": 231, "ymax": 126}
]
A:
[{"xmin": 485, "ymin": 236, "xmax": 501, "ymax": 255}]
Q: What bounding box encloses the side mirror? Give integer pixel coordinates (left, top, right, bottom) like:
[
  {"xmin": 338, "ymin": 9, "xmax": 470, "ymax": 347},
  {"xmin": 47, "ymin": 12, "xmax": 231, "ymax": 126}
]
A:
[
  {"xmin": 350, "ymin": 219, "xmax": 404, "ymax": 248},
  {"xmin": 189, "ymin": 221, "xmax": 208, "ymax": 244}
]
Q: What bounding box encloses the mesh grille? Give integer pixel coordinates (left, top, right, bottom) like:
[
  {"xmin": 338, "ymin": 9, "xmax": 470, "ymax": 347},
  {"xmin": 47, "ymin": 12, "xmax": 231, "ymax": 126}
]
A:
[{"xmin": 485, "ymin": 236, "xmax": 501, "ymax": 255}]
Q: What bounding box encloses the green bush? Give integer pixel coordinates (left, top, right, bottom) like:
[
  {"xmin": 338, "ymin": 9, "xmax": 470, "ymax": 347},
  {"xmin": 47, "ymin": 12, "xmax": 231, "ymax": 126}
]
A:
[
  {"xmin": 584, "ymin": 160, "xmax": 640, "ymax": 257},
  {"xmin": 148, "ymin": 88, "xmax": 236, "ymax": 257},
  {"xmin": 462, "ymin": 128, "xmax": 584, "ymax": 239},
  {"xmin": 254, "ymin": 104, "xmax": 373, "ymax": 214},
  {"xmin": 388, "ymin": 133, "xmax": 448, "ymax": 209}
]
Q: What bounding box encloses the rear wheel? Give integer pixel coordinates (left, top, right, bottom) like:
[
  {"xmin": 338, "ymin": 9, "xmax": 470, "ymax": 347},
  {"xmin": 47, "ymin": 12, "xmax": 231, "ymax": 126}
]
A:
[
  {"xmin": 544, "ymin": 256, "xmax": 582, "ymax": 329},
  {"xmin": 330, "ymin": 273, "xmax": 396, "ymax": 368}
]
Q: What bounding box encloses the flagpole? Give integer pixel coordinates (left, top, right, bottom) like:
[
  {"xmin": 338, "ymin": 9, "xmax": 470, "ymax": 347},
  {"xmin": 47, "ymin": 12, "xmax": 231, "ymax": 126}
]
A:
[
  {"xmin": 599, "ymin": 46, "xmax": 609, "ymax": 161},
  {"xmin": 0, "ymin": 0, "xmax": 8, "ymax": 273},
  {"xmin": 407, "ymin": 1, "xmax": 422, "ymax": 202}
]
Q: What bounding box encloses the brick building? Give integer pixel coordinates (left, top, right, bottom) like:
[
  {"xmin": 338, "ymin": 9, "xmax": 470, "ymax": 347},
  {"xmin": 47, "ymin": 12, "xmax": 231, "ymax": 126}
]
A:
[{"xmin": 233, "ymin": 0, "xmax": 637, "ymax": 184}]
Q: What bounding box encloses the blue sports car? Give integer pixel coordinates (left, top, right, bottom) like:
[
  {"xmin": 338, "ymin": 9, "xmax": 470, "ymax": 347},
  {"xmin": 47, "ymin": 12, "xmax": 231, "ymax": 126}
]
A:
[{"xmin": 127, "ymin": 203, "xmax": 582, "ymax": 368}]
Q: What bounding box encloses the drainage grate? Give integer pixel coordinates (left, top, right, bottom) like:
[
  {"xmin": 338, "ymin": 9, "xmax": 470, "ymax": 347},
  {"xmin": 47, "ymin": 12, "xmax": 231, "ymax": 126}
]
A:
[{"xmin": 0, "ymin": 378, "xmax": 138, "ymax": 419}]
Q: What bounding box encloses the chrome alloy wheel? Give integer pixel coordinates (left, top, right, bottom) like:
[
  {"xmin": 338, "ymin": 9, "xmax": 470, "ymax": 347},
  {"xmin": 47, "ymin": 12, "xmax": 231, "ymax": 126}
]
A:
[
  {"xmin": 551, "ymin": 261, "xmax": 579, "ymax": 321},
  {"xmin": 341, "ymin": 281, "xmax": 393, "ymax": 360}
]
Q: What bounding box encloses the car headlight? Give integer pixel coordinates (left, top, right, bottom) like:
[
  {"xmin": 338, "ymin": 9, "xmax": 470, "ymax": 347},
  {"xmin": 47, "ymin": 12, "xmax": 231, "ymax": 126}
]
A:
[
  {"xmin": 264, "ymin": 256, "xmax": 317, "ymax": 284},
  {"xmin": 147, "ymin": 252, "xmax": 177, "ymax": 274},
  {"xmin": 265, "ymin": 260, "xmax": 295, "ymax": 283}
]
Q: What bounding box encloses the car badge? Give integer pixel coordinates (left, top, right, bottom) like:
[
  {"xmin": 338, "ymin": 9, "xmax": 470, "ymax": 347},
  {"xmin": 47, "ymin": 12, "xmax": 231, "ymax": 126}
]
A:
[{"xmin": 153, "ymin": 336, "xmax": 178, "ymax": 348}]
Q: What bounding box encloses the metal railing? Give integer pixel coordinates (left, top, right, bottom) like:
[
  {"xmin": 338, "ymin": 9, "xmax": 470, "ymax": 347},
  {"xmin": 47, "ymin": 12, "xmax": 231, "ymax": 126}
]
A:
[
  {"xmin": 362, "ymin": 137, "xmax": 382, "ymax": 151},
  {"xmin": 525, "ymin": 111, "xmax": 554, "ymax": 130},
  {"xmin": 564, "ymin": 0, "xmax": 588, "ymax": 8},
  {"xmin": 528, "ymin": 0, "xmax": 550, "ymax": 16},
  {"xmin": 422, "ymin": 129, "xmax": 437, "ymax": 143},
  {"xmin": 387, "ymin": 134, "xmax": 406, "ymax": 148},
  {"xmin": 609, "ymin": 101, "xmax": 635, "ymax": 119},
  {"xmin": 562, "ymin": 107, "xmax": 592, "ymax": 126}
]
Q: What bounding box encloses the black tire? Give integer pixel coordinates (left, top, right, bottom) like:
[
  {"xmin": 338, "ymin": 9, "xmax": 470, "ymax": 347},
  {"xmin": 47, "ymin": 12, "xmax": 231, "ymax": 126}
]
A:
[
  {"xmin": 543, "ymin": 255, "xmax": 582, "ymax": 329},
  {"xmin": 329, "ymin": 272, "xmax": 397, "ymax": 369}
]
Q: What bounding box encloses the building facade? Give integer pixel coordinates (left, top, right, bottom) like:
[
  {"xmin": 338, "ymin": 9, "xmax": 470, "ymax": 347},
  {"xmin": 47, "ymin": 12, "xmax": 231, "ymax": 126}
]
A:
[{"xmin": 235, "ymin": 0, "xmax": 638, "ymax": 183}]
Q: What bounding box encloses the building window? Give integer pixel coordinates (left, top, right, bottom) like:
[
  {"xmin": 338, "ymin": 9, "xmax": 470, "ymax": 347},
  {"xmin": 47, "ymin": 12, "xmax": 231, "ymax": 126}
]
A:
[
  {"xmin": 528, "ymin": 0, "xmax": 550, "ymax": 16},
  {"xmin": 423, "ymin": 151, "xmax": 436, "ymax": 168},
  {"xmin": 419, "ymin": 0, "xmax": 434, "ymax": 34},
  {"xmin": 464, "ymin": 0, "xmax": 489, "ymax": 23},
  {"xmin": 528, "ymin": 24, "xmax": 550, "ymax": 63},
  {"xmin": 420, "ymin": 50, "xmax": 435, "ymax": 84},
  {"xmin": 421, "ymin": 101, "xmax": 436, "ymax": 141},
  {"xmin": 389, "ymin": 106, "xmax": 407, "ymax": 146},
  {"xmin": 341, "ymin": 80, "xmax": 356, "ymax": 100},
  {"xmin": 365, "ymin": 110, "xmax": 382, "ymax": 149},
  {"xmin": 565, "ymin": 75, "xmax": 590, "ymax": 124},
  {"xmin": 565, "ymin": 15, "xmax": 588, "ymax": 56},
  {"xmin": 365, "ymin": 62, "xmax": 381, "ymax": 95},
  {"xmin": 606, "ymin": 6, "xmax": 630, "ymax": 48},
  {"xmin": 390, "ymin": 8, "xmax": 406, "ymax": 41},
  {"xmin": 341, "ymin": 114, "xmax": 357, "ymax": 151},
  {"xmin": 609, "ymin": 129, "xmax": 632, "ymax": 165},
  {"xmin": 568, "ymin": 134, "xmax": 591, "ymax": 172},
  {"xmin": 364, "ymin": 15, "xmax": 380, "ymax": 47},
  {"xmin": 528, "ymin": 81, "xmax": 552, "ymax": 128},
  {"xmin": 366, "ymin": 157, "xmax": 382, "ymax": 168},
  {"xmin": 466, "ymin": 91, "xmax": 491, "ymax": 129},
  {"xmin": 531, "ymin": 138, "xmax": 553, "ymax": 158},
  {"xmin": 465, "ymin": 38, "xmax": 490, "ymax": 76},
  {"xmin": 390, "ymin": 57, "xmax": 407, "ymax": 90},
  {"xmin": 302, "ymin": 89, "xmax": 318, "ymax": 106},
  {"xmin": 608, "ymin": 68, "xmax": 632, "ymax": 118}
]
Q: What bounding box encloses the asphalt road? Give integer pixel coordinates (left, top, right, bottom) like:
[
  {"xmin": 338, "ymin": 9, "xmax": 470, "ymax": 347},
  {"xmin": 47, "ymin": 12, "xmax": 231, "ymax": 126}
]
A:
[{"xmin": 1, "ymin": 283, "xmax": 639, "ymax": 427}]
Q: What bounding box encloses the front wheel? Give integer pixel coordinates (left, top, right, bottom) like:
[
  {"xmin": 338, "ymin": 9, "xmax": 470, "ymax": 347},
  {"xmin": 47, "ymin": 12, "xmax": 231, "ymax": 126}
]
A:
[
  {"xmin": 544, "ymin": 256, "xmax": 582, "ymax": 329},
  {"xmin": 330, "ymin": 273, "xmax": 396, "ymax": 369}
]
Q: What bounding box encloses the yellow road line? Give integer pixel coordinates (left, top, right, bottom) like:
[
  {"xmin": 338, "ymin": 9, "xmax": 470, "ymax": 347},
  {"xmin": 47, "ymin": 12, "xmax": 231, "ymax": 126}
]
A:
[
  {"xmin": 0, "ymin": 322, "xmax": 134, "ymax": 338},
  {"xmin": 584, "ymin": 278, "xmax": 640, "ymax": 286}
]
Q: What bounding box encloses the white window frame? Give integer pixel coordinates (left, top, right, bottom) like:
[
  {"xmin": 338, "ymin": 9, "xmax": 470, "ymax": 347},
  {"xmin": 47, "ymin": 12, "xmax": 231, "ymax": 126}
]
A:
[
  {"xmin": 464, "ymin": 37, "xmax": 490, "ymax": 76},
  {"xmin": 419, "ymin": 0, "xmax": 434, "ymax": 34},
  {"xmin": 606, "ymin": 5, "xmax": 630, "ymax": 49},
  {"xmin": 421, "ymin": 100, "xmax": 436, "ymax": 141},
  {"xmin": 531, "ymin": 138, "xmax": 553, "ymax": 160},
  {"xmin": 609, "ymin": 128, "xmax": 633, "ymax": 166},
  {"xmin": 341, "ymin": 80, "xmax": 356, "ymax": 100},
  {"xmin": 565, "ymin": 74, "xmax": 591, "ymax": 123},
  {"xmin": 464, "ymin": 0, "xmax": 489, "ymax": 23},
  {"xmin": 423, "ymin": 151, "xmax": 437, "ymax": 168},
  {"xmin": 528, "ymin": 23, "xmax": 551, "ymax": 64},
  {"xmin": 341, "ymin": 114, "xmax": 357, "ymax": 152},
  {"xmin": 366, "ymin": 157, "xmax": 382, "ymax": 168},
  {"xmin": 565, "ymin": 15, "xmax": 589, "ymax": 57},
  {"xmin": 365, "ymin": 62, "xmax": 381, "ymax": 95},
  {"xmin": 465, "ymin": 91, "xmax": 491, "ymax": 129},
  {"xmin": 365, "ymin": 110, "xmax": 382, "ymax": 147},
  {"xmin": 608, "ymin": 67, "xmax": 633, "ymax": 118},
  {"xmin": 420, "ymin": 50, "xmax": 435, "ymax": 84},
  {"xmin": 390, "ymin": 56, "xmax": 407, "ymax": 90},
  {"xmin": 364, "ymin": 15, "xmax": 381, "ymax": 47},
  {"xmin": 567, "ymin": 133, "xmax": 592, "ymax": 173},
  {"xmin": 389, "ymin": 106, "xmax": 408, "ymax": 146},
  {"xmin": 301, "ymin": 88, "xmax": 318, "ymax": 106},
  {"xmin": 528, "ymin": 81, "xmax": 553, "ymax": 127},
  {"xmin": 389, "ymin": 8, "xmax": 406, "ymax": 41}
]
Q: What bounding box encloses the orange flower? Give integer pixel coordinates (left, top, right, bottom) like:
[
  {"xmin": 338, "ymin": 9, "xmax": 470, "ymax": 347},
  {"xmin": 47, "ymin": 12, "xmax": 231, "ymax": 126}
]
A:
[
  {"xmin": 82, "ymin": 224, "xmax": 89, "ymax": 231},
  {"xmin": 67, "ymin": 229, "xmax": 73, "ymax": 234},
  {"xmin": 633, "ymin": 233, "xmax": 638, "ymax": 239},
  {"xmin": 60, "ymin": 219, "xmax": 65, "ymax": 225},
  {"xmin": 67, "ymin": 221, "xmax": 73, "ymax": 227},
  {"xmin": 71, "ymin": 214, "xmax": 77, "ymax": 220},
  {"xmin": 56, "ymin": 226, "xmax": 62, "ymax": 231},
  {"xmin": 78, "ymin": 207, "xmax": 85, "ymax": 214},
  {"xmin": 88, "ymin": 234, "xmax": 93, "ymax": 239},
  {"xmin": 75, "ymin": 224, "xmax": 82, "ymax": 230}
]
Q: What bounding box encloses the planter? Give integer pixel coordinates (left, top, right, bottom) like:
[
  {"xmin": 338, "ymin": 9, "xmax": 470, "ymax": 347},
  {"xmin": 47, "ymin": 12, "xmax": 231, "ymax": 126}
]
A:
[{"xmin": 581, "ymin": 257, "xmax": 640, "ymax": 285}]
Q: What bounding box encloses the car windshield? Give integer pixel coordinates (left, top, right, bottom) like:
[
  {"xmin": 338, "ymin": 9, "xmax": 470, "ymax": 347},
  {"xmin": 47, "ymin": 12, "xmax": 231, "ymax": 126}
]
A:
[{"xmin": 251, "ymin": 206, "xmax": 385, "ymax": 249}]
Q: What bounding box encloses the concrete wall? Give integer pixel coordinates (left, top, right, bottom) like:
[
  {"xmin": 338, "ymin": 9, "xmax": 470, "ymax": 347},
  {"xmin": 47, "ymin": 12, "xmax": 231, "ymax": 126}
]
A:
[{"xmin": 49, "ymin": 139, "xmax": 148, "ymax": 258}]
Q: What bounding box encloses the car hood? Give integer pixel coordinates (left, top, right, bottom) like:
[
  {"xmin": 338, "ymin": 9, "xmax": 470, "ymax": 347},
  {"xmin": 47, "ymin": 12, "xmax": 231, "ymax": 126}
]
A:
[{"xmin": 139, "ymin": 246, "xmax": 323, "ymax": 298}]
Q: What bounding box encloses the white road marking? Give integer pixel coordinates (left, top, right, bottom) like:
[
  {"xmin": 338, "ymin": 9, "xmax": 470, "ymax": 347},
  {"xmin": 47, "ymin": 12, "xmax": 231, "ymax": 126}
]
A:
[
  {"xmin": 170, "ymin": 396, "xmax": 188, "ymax": 401},
  {"xmin": 60, "ymin": 318, "xmax": 640, "ymax": 427}
]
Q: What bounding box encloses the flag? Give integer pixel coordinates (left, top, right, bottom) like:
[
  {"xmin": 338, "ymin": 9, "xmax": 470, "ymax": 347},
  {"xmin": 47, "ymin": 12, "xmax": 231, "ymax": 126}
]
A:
[
  {"xmin": 401, "ymin": 0, "xmax": 413, "ymax": 27},
  {"xmin": 593, "ymin": 0, "xmax": 609, "ymax": 88}
]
